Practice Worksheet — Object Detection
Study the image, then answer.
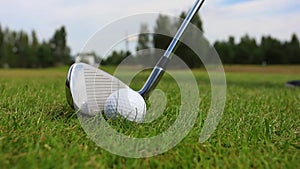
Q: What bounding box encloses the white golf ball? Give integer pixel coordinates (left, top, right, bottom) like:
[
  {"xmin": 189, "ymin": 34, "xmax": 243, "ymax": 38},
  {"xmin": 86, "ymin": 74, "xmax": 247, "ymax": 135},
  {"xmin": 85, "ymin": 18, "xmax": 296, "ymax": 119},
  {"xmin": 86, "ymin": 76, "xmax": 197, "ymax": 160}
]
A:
[{"xmin": 104, "ymin": 88, "xmax": 147, "ymax": 122}]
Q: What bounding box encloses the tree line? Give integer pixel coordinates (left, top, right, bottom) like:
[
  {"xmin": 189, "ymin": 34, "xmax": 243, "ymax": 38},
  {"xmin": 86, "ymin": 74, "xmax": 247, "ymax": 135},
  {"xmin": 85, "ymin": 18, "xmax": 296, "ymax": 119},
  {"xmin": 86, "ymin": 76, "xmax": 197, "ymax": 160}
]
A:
[
  {"xmin": 1, "ymin": 12, "xmax": 299, "ymax": 68},
  {"xmin": 104, "ymin": 13, "xmax": 300, "ymax": 67},
  {"xmin": 0, "ymin": 24, "xmax": 71, "ymax": 68},
  {"xmin": 214, "ymin": 34, "xmax": 300, "ymax": 65}
]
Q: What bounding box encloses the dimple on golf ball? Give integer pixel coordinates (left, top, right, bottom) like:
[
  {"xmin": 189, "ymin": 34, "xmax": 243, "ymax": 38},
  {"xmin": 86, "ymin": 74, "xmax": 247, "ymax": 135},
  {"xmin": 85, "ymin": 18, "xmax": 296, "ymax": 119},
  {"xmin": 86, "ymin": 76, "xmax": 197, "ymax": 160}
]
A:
[{"xmin": 104, "ymin": 88, "xmax": 147, "ymax": 122}]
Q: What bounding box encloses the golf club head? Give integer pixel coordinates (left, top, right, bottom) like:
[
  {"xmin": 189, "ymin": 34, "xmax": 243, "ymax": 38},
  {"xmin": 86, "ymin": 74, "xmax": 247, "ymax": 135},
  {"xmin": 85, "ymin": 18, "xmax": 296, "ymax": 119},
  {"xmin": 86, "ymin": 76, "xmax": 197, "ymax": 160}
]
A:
[{"xmin": 66, "ymin": 63, "xmax": 129, "ymax": 116}]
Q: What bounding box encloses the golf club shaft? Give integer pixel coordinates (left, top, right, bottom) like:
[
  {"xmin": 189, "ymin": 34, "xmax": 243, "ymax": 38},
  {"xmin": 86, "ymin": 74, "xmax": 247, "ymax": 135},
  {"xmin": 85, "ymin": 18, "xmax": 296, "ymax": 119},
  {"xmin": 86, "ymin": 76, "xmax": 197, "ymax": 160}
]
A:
[
  {"xmin": 138, "ymin": 0, "xmax": 205, "ymax": 97},
  {"xmin": 164, "ymin": 0, "xmax": 205, "ymax": 60}
]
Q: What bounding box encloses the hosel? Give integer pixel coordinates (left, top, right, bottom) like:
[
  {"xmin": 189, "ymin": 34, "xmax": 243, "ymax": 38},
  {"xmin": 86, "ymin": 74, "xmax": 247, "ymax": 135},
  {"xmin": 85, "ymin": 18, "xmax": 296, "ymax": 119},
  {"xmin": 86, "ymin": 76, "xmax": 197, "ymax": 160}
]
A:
[{"xmin": 138, "ymin": 56, "xmax": 168, "ymax": 98}]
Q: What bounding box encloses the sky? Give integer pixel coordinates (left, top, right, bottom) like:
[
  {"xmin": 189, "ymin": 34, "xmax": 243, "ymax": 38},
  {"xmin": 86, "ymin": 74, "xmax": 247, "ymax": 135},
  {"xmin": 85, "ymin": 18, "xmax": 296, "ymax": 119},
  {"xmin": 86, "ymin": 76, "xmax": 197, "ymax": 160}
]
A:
[{"xmin": 0, "ymin": 0, "xmax": 299, "ymax": 55}]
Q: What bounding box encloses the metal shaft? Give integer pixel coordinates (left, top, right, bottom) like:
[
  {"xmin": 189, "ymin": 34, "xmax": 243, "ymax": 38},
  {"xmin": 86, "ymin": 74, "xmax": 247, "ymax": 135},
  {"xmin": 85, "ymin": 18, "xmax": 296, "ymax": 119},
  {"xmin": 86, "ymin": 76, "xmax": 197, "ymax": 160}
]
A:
[
  {"xmin": 138, "ymin": 0, "xmax": 205, "ymax": 97},
  {"xmin": 164, "ymin": 0, "xmax": 205, "ymax": 60}
]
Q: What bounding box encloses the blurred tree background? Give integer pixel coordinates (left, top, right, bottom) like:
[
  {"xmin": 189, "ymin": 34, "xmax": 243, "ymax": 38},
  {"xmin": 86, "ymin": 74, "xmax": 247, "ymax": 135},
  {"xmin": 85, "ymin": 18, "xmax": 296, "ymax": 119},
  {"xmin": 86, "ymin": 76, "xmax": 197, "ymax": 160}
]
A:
[
  {"xmin": 214, "ymin": 34, "xmax": 300, "ymax": 65},
  {"xmin": 105, "ymin": 12, "xmax": 300, "ymax": 68},
  {"xmin": 0, "ymin": 25, "xmax": 71, "ymax": 68},
  {"xmin": 0, "ymin": 11, "xmax": 299, "ymax": 68}
]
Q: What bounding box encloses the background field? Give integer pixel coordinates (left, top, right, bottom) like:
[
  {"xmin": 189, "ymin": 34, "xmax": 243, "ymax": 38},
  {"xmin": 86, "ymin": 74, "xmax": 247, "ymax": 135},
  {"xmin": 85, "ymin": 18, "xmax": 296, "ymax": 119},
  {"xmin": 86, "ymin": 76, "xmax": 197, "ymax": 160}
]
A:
[{"xmin": 0, "ymin": 65, "xmax": 299, "ymax": 168}]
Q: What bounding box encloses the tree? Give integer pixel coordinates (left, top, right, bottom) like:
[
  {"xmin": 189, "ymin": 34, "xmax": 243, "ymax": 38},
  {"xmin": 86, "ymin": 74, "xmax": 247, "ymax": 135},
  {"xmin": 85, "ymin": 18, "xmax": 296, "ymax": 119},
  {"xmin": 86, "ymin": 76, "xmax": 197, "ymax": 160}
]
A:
[
  {"xmin": 136, "ymin": 23, "xmax": 153, "ymax": 64},
  {"xmin": 37, "ymin": 41, "xmax": 53, "ymax": 67},
  {"xmin": 190, "ymin": 12, "xmax": 203, "ymax": 33},
  {"xmin": 15, "ymin": 31, "xmax": 31, "ymax": 67},
  {"xmin": 227, "ymin": 37, "xmax": 236, "ymax": 63},
  {"xmin": 214, "ymin": 37, "xmax": 236, "ymax": 64},
  {"xmin": 50, "ymin": 26, "xmax": 71, "ymax": 65},
  {"xmin": 5, "ymin": 29, "xmax": 17, "ymax": 67},
  {"xmin": 234, "ymin": 35, "xmax": 260, "ymax": 64},
  {"xmin": 153, "ymin": 14, "xmax": 174, "ymax": 62},
  {"xmin": 136, "ymin": 23, "xmax": 151, "ymax": 51},
  {"xmin": 260, "ymin": 36, "xmax": 286, "ymax": 64},
  {"xmin": 29, "ymin": 30, "xmax": 39, "ymax": 67},
  {"xmin": 287, "ymin": 34, "xmax": 300, "ymax": 64},
  {"xmin": 174, "ymin": 12, "xmax": 205, "ymax": 68},
  {"xmin": 0, "ymin": 25, "xmax": 3, "ymax": 66}
]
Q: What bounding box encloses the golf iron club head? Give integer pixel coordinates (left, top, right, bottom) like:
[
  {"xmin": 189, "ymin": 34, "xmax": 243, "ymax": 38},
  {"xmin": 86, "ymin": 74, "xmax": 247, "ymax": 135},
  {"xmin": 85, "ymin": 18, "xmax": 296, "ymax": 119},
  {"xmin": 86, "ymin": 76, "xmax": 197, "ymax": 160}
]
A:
[{"xmin": 66, "ymin": 63, "xmax": 129, "ymax": 116}]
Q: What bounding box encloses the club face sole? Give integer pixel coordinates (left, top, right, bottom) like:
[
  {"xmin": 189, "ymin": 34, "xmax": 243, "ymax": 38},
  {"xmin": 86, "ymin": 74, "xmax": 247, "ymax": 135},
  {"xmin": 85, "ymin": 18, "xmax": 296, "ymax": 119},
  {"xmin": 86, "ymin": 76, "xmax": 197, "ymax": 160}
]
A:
[{"xmin": 66, "ymin": 63, "xmax": 128, "ymax": 116}]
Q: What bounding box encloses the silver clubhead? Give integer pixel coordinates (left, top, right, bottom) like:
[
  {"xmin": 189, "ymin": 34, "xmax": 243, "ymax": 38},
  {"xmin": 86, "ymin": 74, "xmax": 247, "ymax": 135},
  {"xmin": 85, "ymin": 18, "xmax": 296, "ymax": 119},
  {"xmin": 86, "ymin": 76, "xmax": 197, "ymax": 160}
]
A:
[{"xmin": 66, "ymin": 63, "xmax": 128, "ymax": 116}]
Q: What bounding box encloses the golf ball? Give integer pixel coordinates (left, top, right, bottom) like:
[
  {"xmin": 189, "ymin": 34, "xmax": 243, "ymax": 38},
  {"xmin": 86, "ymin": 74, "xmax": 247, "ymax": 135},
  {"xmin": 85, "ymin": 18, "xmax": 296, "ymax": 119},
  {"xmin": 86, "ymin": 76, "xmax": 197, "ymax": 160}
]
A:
[{"xmin": 104, "ymin": 88, "xmax": 146, "ymax": 122}]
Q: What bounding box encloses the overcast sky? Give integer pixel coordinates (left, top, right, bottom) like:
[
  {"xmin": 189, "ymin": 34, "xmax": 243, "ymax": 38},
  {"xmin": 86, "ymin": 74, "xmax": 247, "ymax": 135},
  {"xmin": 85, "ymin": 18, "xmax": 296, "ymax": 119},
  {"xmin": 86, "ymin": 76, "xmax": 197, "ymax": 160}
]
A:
[{"xmin": 1, "ymin": 0, "xmax": 299, "ymax": 55}]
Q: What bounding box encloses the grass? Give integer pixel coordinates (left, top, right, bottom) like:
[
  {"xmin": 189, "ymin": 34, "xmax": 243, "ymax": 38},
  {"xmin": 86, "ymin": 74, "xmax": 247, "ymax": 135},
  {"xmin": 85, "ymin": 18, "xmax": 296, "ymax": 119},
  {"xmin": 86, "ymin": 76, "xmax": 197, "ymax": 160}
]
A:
[{"xmin": 0, "ymin": 65, "xmax": 299, "ymax": 168}]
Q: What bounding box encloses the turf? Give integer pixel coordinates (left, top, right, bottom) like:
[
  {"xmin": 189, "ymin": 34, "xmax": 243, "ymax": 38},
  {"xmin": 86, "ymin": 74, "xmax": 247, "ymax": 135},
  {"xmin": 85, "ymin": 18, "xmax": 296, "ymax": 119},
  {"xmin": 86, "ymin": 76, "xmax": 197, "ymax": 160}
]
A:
[{"xmin": 0, "ymin": 66, "xmax": 299, "ymax": 168}]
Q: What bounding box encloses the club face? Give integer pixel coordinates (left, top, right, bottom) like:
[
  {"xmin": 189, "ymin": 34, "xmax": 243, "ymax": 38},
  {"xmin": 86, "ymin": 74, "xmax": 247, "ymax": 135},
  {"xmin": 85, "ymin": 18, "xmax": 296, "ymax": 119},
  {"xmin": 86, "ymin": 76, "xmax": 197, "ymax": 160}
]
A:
[{"xmin": 66, "ymin": 63, "xmax": 128, "ymax": 116}]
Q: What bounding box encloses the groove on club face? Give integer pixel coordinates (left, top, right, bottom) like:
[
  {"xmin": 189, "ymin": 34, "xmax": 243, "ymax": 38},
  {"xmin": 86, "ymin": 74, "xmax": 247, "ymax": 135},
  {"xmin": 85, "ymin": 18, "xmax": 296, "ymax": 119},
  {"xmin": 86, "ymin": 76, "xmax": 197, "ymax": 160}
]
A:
[
  {"xmin": 66, "ymin": 63, "xmax": 128, "ymax": 115},
  {"xmin": 83, "ymin": 66, "xmax": 128, "ymax": 114}
]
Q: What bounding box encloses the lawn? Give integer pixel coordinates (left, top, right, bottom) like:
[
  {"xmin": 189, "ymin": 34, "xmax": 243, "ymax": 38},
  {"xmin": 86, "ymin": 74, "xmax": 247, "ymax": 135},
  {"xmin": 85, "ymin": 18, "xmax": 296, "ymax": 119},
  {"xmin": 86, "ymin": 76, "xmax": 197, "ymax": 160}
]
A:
[{"xmin": 0, "ymin": 65, "xmax": 299, "ymax": 168}]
